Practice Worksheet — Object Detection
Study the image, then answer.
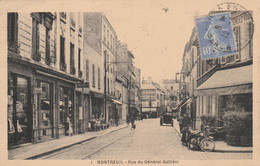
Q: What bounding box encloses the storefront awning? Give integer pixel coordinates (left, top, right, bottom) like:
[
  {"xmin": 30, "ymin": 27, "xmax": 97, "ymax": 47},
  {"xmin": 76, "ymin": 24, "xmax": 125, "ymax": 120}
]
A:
[
  {"xmin": 130, "ymin": 106, "xmax": 140, "ymax": 112},
  {"xmin": 196, "ymin": 65, "xmax": 252, "ymax": 96},
  {"xmin": 111, "ymin": 99, "xmax": 123, "ymax": 105},
  {"xmin": 180, "ymin": 98, "xmax": 193, "ymax": 108}
]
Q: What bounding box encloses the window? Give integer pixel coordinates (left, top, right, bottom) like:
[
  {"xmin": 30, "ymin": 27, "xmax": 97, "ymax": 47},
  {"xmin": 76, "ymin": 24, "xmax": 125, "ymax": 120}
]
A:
[
  {"xmin": 98, "ymin": 68, "xmax": 100, "ymax": 89},
  {"xmin": 70, "ymin": 43, "xmax": 75, "ymax": 75},
  {"xmin": 249, "ymin": 22, "xmax": 253, "ymax": 58},
  {"xmin": 221, "ymin": 56, "xmax": 226, "ymax": 64},
  {"xmin": 234, "ymin": 26, "xmax": 241, "ymax": 60},
  {"xmin": 104, "ymin": 25, "xmax": 106, "ymax": 43},
  {"xmin": 86, "ymin": 60, "xmax": 89, "ymax": 82},
  {"xmin": 92, "ymin": 64, "xmax": 95, "ymax": 88},
  {"xmin": 107, "ymin": 78, "xmax": 109, "ymax": 94},
  {"xmin": 32, "ymin": 17, "xmax": 40, "ymax": 61},
  {"xmin": 45, "ymin": 28, "xmax": 51, "ymax": 65},
  {"xmin": 78, "ymin": 48, "xmax": 81, "ymax": 71},
  {"xmin": 110, "ymin": 34, "xmax": 112, "ymax": 49},
  {"xmin": 60, "ymin": 36, "xmax": 66, "ymax": 70},
  {"xmin": 8, "ymin": 13, "xmax": 18, "ymax": 45},
  {"xmin": 107, "ymin": 30, "xmax": 109, "ymax": 46}
]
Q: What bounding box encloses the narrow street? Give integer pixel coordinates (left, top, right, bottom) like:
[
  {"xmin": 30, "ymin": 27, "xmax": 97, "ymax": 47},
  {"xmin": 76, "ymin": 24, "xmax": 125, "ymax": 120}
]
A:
[{"xmin": 37, "ymin": 119, "xmax": 252, "ymax": 160}]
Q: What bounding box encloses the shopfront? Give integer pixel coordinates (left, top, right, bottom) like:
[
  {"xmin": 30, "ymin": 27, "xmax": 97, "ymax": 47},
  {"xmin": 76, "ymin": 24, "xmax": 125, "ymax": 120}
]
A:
[
  {"xmin": 8, "ymin": 74, "xmax": 32, "ymax": 146},
  {"xmin": 91, "ymin": 92, "xmax": 104, "ymax": 119},
  {"xmin": 195, "ymin": 64, "xmax": 253, "ymax": 127},
  {"xmin": 34, "ymin": 80, "xmax": 54, "ymax": 141},
  {"xmin": 59, "ymin": 85, "xmax": 74, "ymax": 135}
]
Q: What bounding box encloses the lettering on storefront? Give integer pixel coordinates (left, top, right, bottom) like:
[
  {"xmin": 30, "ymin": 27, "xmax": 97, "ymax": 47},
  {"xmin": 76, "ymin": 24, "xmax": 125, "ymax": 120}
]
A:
[
  {"xmin": 34, "ymin": 87, "xmax": 42, "ymax": 94},
  {"xmin": 79, "ymin": 106, "xmax": 83, "ymax": 120}
]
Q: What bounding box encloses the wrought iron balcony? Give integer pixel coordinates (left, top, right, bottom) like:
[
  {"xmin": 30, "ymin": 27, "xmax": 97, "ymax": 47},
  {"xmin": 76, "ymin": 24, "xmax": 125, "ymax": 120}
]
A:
[
  {"xmin": 32, "ymin": 50, "xmax": 41, "ymax": 62},
  {"xmin": 70, "ymin": 66, "xmax": 76, "ymax": 75},
  {"xmin": 60, "ymin": 62, "xmax": 67, "ymax": 72},
  {"xmin": 8, "ymin": 41, "xmax": 20, "ymax": 54},
  {"xmin": 60, "ymin": 12, "xmax": 66, "ymax": 20},
  {"xmin": 78, "ymin": 70, "xmax": 82, "ymax": 78},
  {"xmin": 45, "ymin": 55, "xmax": 51, "ymax": 65}
]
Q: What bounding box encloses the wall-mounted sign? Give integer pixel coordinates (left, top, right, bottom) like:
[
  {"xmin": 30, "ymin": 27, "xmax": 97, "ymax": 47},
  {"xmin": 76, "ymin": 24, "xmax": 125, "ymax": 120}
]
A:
[{"xmin": 34, "ymin": 87, "xmax": 42, "ymax": 94}]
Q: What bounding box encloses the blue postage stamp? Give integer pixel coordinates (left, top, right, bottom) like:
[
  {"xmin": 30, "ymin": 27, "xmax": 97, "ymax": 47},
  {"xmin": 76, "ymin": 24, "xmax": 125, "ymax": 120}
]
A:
[{"xmin": 196, "ymin": 12, "xmax": 237, "ymax": 60}]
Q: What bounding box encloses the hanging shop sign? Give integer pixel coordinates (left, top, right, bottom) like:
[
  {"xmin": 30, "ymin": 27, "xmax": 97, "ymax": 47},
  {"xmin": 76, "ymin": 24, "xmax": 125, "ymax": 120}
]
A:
[{"xmin": 196, "ymin": 12, "xmax": 237, "ymax": 60}]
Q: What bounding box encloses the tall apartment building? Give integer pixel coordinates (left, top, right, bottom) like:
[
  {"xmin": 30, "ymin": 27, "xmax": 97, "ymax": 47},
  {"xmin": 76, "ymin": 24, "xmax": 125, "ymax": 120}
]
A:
[
  {"xmin": 83, "ymin": 12, "xmax": 118, "ymax": 123},
  {"xmin": 7, "ymin": 12, "xmax": 85, "ymax": 147}
]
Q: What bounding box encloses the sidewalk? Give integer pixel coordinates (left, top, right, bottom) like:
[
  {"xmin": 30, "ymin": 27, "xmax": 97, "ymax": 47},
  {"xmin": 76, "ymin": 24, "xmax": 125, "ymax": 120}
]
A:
[
  {"xmin": 172, "ymin": 119, "xmax": 253, "ymax": 153},
  {"xmin": 9, "ymin": 122, "xmax": 134, "ymax": 160}
]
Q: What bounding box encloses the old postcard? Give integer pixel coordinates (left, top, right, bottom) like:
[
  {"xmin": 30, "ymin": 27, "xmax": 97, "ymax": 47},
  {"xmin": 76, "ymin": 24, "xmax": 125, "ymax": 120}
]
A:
[{"xmin": 0, "ymin": 0, "xmax": 260, "ymax": 165}]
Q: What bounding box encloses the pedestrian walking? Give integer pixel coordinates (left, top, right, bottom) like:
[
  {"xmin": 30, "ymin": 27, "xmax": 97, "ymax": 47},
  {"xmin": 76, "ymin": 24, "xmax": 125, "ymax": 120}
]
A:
[{"xmin": 130, "ymin": 115, "xmax": 136, "ymax": 130}]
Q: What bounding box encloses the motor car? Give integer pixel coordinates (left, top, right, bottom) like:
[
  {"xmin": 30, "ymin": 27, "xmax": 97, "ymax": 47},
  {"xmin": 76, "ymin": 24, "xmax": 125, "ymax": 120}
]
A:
[{"xmin": 160, "ymin": 112, "xmax": 174, "ymax": 126}]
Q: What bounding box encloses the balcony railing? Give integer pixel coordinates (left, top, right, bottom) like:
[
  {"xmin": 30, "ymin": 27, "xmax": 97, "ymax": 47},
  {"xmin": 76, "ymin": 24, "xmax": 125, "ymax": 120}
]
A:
[
  {"xmin": 60, "ymin": 12, "xmax": 66, "ymax": 20},
  {"xmin": 45, "ymin": 55, "xmax": 51, "ymax": 65},
  {"xmin": 70, "ymin": 18, "xmax": 75, "ymax": 29},
  {"xmin": 8, "ymin": 41, "xmax": 20, "ymax": 54},
  {"xmin": 60, "ymin": 62, "xmax": 67, "ymax": 72},
  {"xmin": 70, "ymin": 66, "xmax": 76, "ymax": 75},
  {"xmin": 78, "ymin": 70, "xmax": 82, "ymax": 78},
  {"xmin": 79, "ymin": 25, "xmax": 82, "ymax": 35},
  {"xmin": 32, "ymin": 50, "xmax": 41, "ymax": 62}
]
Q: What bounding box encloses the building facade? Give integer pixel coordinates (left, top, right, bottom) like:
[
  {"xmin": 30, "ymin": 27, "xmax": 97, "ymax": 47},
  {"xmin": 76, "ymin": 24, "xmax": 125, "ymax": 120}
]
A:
[
  {"xmin": 161, "ymin": 79, "xmax": 179, "ymax": 110},
  {"xmin": 141, "ymin": 77, "xmax": 165, "ymax": 118},
  {"xmin": 7, "ymin": 12, "xmax": 85, "ymax": 147},
  {"xmin": 83, "ymin": 12, "xmax": 118, "ymax": 124},
  {"xmin": 179, "ymin": 10, "xmax": 253, "ymax": 130}
]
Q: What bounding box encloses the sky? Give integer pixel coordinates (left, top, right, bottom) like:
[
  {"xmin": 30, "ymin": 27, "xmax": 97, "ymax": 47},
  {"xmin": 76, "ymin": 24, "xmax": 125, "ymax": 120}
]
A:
[
  {"xmin": 0, "ymin": 0, "xmax": 258, "ymax": 83},
  {"xmin": 102, "ymin": 0, "xmax": 221, "ymax": 82}
]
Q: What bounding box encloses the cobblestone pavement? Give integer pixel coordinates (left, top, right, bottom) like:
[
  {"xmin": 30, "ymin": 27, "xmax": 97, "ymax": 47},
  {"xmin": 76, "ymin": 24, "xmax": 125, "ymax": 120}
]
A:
[{"xmin": 38, "ymin": 119, "xmax": 252, "ymax": 160}]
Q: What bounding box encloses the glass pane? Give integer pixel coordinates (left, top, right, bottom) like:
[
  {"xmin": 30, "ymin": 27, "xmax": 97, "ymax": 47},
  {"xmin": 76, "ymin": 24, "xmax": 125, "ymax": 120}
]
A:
[
  {"xmin": 41, "ymin": 82, "xmax": 51, "ymax": 128},
  {"xmin": 16, "ymin": 77, "xmax": 28, "ymax": 127},
  {"xmin": 8, "ymin": 76, "xmax": 15, "ymax": 133},
  {"xmin": 59, "ymin": 87, "xmax": 64, "ymax": 125},
  {"xmin": 68, "ymin": 89, "xmax": 73, "ymax": 125}
]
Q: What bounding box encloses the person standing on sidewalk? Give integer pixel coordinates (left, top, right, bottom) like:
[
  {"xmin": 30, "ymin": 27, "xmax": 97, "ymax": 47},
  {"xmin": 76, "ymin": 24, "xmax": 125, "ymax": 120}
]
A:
[{"xmin": 180, "ymin": 113, "xmax": 191, "ymax": 144}]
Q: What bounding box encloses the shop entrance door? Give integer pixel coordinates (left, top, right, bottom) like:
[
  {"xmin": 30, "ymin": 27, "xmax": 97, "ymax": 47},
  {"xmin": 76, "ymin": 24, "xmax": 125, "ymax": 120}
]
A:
[{"xmin": 35, "ymin": 81, "xmax": 54, "ymax": 140}]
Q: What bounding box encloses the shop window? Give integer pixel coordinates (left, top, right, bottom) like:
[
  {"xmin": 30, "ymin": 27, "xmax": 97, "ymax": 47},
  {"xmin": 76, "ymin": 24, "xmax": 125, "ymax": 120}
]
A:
[
  {"xmin": 40, "ymin": 82, "xmax": 51, "ymax": 128},
  {"xmin": 8, "ymin": 75, "xmax": 31, "ymax": 145},
  {"xmin": 59, "ymin": 87, "xmax": 65, "ymax": 125},
  {"xmin": 59, "ymin": 87, "xmax": 74, "ymax": 125}
]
